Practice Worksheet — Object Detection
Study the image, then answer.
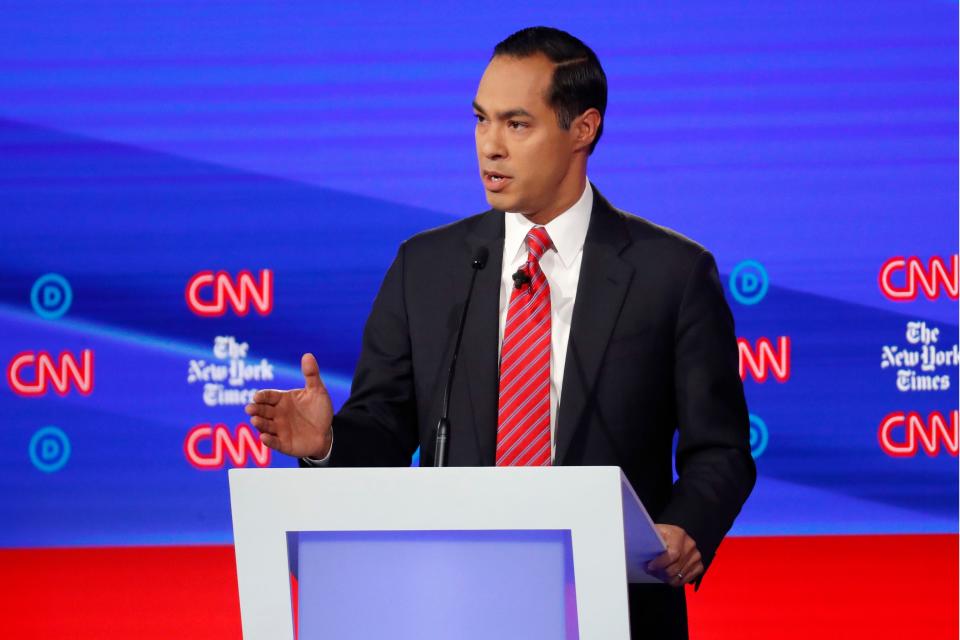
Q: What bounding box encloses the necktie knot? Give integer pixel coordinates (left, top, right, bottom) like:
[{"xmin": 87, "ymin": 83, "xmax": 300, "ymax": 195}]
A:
[{"xmin": 525, "ymin": 226, "xmax": 553, "ymax": 262}]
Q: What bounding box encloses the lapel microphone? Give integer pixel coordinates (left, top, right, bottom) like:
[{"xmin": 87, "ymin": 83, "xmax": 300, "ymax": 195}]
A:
[
  {"xmin": 434, "ymin": 246, "xmax": 489, "ymax": 467},
  {"xmin": 512, "ymin": 266, "xmax": 531, "ymax": 290}
]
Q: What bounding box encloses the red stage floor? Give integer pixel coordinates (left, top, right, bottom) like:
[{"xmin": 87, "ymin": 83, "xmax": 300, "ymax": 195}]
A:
[{"xmin": 1, "ymin": 534, "xmax": 956, "ymax": 638}]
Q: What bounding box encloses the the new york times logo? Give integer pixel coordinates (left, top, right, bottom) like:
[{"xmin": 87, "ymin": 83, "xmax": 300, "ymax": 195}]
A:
[{"xmin": 187, "ymin": 336, "xmax": 274, "ymax": 406}]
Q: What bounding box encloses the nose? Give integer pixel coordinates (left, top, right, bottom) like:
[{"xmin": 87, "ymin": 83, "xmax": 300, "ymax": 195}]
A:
[{"xmin": 477, "ymin": 123, "xmax": 507, "ymax": 161}]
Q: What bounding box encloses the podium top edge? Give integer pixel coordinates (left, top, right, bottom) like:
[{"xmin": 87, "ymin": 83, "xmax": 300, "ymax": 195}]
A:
[
  {"xmin": 228, "ymin": 466, "xmax": 625, "ymax": 478},
  {"xmin": 227, "ymin": 465, "xmax": 631, "ymax": 489}
]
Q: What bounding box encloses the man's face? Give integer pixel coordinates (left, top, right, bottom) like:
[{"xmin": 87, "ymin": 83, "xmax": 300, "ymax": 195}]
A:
[{"xmin": 473, "ymin": 54, "xmax": 579, "ymax": 215}]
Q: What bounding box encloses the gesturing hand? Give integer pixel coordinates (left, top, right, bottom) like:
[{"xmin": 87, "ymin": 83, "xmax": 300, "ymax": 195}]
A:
[
  {"xmin": 244, "ymin": 353, "xmax": 333, "ymax": 459},
  {"xmin": 646, "ymin": 524, "xmax": 703, "ymax": 587}
]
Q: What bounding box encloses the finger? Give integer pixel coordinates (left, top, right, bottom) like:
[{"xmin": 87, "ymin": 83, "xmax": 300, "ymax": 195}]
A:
[
  {"xmin": 672, "ymin": 562, "xmax": 703, "ymax": 588},
  {"xmin": 666, "ymin": 551, "xmax": 689, "ymax": 573},
  {"xmin": 249, "ymin": 415, "xmax": 277, "ymax": 435},
  {"xmin": 662, "ymin": 557, "xmax": 688, "ymax": 586},
  {"xmin": 301, "ymin": 353, "xmax": 328, "ymax": 394},
  {"xmin": 663, "ymin": 548, "xmax": 702, "ymax": 587},
  {"xmin": 259, "ymin": 432, "xmax": 282, "ymax": 450},
  {"xmin": 657, "ymin": 554, "xmax": 688, "ymax": 587},
  {"xmin": 244, "ymin": 402, "xmax": 276, "ymax": 420},
  {"xmin": 253, "ymin": 389, "xmax": 282, "ymax": 405},
  {"xmin": 663, "ymin": 537, "xmax": 695, "ymax": 576},
  {"xmin": 647, "ymin": 546, "xmax": 680, "ymax": 572},
  {"xmin": 678, "ymin": 557, "xmax": 704, "ymax": 586},
  {"xmin": 654, "ymin": 554, "xmax": 690, "ymax": 586},
  {"xmin": 673, "ymin": 541, "xmax": 700, "ymax": 586}
]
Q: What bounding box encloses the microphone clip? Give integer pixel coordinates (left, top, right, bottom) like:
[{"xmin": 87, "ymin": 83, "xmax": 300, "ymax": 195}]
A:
[{"xmin": 512, "ymin": 267, "xmax": 532, "ymax": 290}]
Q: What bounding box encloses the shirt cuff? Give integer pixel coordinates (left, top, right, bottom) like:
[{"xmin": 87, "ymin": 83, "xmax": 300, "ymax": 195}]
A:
[{"xmin": 301, "ymin": 434, "xmax": 333, "ymax": 466}]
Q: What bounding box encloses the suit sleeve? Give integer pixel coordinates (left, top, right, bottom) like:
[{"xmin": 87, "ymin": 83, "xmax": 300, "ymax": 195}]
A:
[
  {"xmin": 657, "ymin": 250, "xmax": 756, "ymax": 578},
  {"xmin": 300, "ymin": 242, "xmax": 419, "ymax": 468}
]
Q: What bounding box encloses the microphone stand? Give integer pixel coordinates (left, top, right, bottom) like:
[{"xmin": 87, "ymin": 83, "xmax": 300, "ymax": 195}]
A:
[{"xmin": 434, "ymin": 247, "xmax": 489, "ymax": 467}]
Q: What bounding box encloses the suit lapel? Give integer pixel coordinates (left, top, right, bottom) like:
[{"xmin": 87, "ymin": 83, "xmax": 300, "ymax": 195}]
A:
[
  {"xmin": 554, "ymin": 188, "xmax": 634, "ymax": 465},
  {"xmin": 462, "ymin": 210, "xmax": 504, "ymax": 466}
]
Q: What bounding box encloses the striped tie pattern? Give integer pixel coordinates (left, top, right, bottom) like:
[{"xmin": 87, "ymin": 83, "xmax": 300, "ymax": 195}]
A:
[{"xmin": 496, "ymin": 226, "xmax": 553, "ymax": 466}]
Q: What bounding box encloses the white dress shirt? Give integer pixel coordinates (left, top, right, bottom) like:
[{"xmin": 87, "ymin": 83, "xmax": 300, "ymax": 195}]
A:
[
  {"xmin": 307, "ymin": 181, "xmax": 593, "ymax": 465},
  {"xmin": 499, "ymin": 181, "xmax": 592, "ymax": 462}
]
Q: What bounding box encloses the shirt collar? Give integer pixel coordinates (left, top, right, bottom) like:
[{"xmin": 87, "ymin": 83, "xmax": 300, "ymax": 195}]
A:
[{"xmin": 504, "ymin": 181, "xmax": 593, "ymax": 269}]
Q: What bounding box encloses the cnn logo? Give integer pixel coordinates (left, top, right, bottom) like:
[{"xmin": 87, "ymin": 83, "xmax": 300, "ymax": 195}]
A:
[
  {"xmin": 878, "ymin": 410, "xmax": 958, "ymax": 457},
  {"xmin": 186, "ymin": 269, "xmax": 273, "ymax": 317},
  {"xmin": 184, "ymin": 423, "xmax": 271, "ymax": 469},
  {"xmin": 879, "ymin": 256, "xmax": 958, "ymax": 301},
  {"xmin": 7, "ymin": 350, "xmax": 94, "ymax": 396},
  {"xmin": 738, "ymin": 337, "xmax": 790, "ymax": 383}
]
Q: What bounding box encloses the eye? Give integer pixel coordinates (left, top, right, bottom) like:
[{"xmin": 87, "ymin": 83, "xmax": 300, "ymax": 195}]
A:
[
  {"xmin": 474, "ymin": 113, "xmax": 486, "ymax": 124},
  {"xmin": 508, "ymin": 120, "xmax": 528, "ymax": 130}
]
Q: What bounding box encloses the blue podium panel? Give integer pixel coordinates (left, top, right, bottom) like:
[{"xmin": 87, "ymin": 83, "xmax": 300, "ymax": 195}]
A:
[{"xmin": 292, "ymin": 530, "xmax": 579, "ymax": 640}]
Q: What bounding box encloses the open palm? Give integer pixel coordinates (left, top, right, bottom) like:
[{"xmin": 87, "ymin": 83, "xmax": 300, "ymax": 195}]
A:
[{"xmin": 244, "ymin": 353, "xmax": 333, "ymax": 459}]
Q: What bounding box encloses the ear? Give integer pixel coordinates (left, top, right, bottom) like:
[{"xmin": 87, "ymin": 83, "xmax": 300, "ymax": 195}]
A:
[{"xmin": 572, "ymin": 108, "xmax": 602, "ymax": 152}]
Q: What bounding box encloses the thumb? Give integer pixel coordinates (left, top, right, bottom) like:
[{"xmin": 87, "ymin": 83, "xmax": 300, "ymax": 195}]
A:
[{"xmin": 300, "ymin": 353, "xmax": 326, "ymax": 393}]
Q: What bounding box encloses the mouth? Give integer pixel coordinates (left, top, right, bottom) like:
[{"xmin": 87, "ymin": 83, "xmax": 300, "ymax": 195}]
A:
[{"xmin": 482, "ymin": 170, "xmax": 513, "ymax": 193}]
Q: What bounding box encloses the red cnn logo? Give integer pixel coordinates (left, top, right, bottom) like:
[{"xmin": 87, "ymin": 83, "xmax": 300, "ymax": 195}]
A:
[
  {"xmin": 878, "ymin": 410, "xmax": 959, "ymax": 457},
  {"xmin": 185, "ymin": 269, "xmax": 274, "ymax": 317},
  {"xmin": 879, "ymin": 256, "xmax": 958, "ymax": 301},
  {"xmin": 184, "ymin": 423, "xmax": 271, "ymax": 469},
  {"xmin": 738, "ymin": 337, "xmax": 791, "ymax": 383},
  {"xmin": 7, "ymin": 350, "xmax": 94, "ymax": 396}
]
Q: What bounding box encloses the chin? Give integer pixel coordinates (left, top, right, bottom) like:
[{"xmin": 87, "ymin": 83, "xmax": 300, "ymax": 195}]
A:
[{"xmin": 484, "ymin": 190, "xmax": 518, "ymax": 212}]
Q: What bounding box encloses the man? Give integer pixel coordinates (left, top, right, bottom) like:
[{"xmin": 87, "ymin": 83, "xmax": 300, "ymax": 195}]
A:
[{"xmin": 245, "ymin": 26, "xmax": 755, "ymax": 639}]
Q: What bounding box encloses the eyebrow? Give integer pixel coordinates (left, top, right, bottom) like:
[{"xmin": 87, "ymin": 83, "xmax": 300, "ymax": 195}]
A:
[{"xmin": 472, "ymin": 101, "xmax": 534, "ymax": 120}]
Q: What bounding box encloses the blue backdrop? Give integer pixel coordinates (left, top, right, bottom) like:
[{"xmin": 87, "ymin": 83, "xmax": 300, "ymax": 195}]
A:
[{"xmin": 1, "ymin": 0, "xmax": 956, "ymax": 548}]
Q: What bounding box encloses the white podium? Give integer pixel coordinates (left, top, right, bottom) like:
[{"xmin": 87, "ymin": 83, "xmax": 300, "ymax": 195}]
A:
[{"xmin": 229, "ymin": 466, "xmax": 665, "ymax": 640}]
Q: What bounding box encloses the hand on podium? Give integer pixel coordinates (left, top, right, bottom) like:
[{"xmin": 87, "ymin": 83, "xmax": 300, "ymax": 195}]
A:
[
  {"xmin": 244, "ymin": 353, "xmax": 333, "ymax": 459},
  {"xmin": 646, "ymin": 524, "xmax": 703, "ymax": 587}
]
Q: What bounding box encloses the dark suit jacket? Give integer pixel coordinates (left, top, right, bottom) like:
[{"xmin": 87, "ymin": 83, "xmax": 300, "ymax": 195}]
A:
[{"xmin": 310, "ymin": 186, "xmax": 756, "ymax": 639}]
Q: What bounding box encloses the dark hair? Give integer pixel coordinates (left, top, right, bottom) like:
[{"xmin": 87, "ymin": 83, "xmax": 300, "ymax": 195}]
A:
[{"xmin": 493, "ymin": 26, "xmax": 607, "ymax": 154}]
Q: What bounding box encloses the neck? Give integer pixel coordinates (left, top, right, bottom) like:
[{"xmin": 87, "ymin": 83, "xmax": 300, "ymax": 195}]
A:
[{"xmin": 523, "ymin": 176, "xmax": 587, "ymax": 226}]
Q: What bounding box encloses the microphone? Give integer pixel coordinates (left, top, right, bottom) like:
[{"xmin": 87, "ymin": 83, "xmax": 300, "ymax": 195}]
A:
[
  {"xmin": 434, "ymin": 246, "xmax": 489, "ymax": 467},
  {"xmin": 512, "ymin": 267, "xmax": 531, "ymax": 290}
]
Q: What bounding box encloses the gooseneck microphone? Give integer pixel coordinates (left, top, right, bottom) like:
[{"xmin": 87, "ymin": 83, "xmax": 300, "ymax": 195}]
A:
[{"xmin": 434, "ymin": 247, "xmax": 489, "ymax": 467}]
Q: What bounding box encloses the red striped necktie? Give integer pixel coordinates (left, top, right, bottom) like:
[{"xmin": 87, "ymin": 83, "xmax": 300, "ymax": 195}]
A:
[{"xmin": 496, "ymin": 226, "xmax": 553, "ymax": 467}]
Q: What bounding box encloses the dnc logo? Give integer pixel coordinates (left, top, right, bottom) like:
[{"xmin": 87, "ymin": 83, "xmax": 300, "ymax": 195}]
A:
[
  {"xmin": 729, "ymin": 260, "xmax": 769, "ymax": 306},
  {"xmin": 749, "ymin": 414, "xmax": 769, "ymax": 459},
  {"xmin": 29, "ymin": 426, "xmax": 71, "ymax": 473},
  {"xmin": 31, "ymin": 274, "xmax": 73, "ymax": 319}
]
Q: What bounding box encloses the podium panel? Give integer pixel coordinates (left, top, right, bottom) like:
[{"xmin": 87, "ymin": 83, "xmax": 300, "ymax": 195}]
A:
[{"xmin": 293, "ymin": 529, "xmax": 577, "ymax": 639}]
